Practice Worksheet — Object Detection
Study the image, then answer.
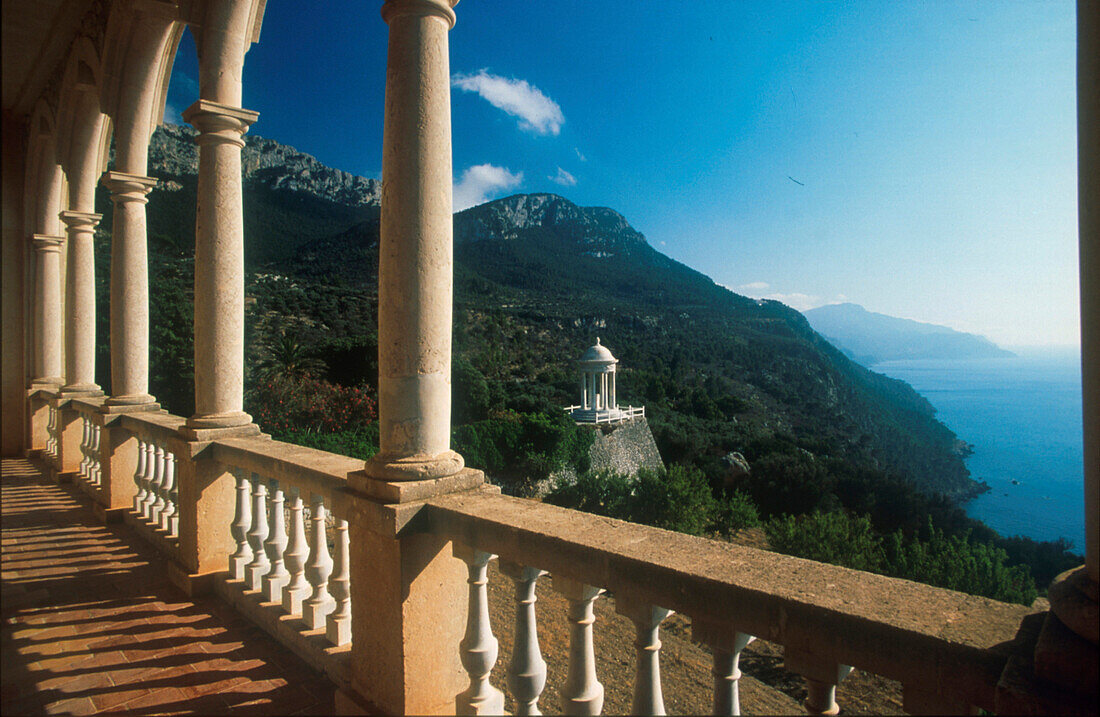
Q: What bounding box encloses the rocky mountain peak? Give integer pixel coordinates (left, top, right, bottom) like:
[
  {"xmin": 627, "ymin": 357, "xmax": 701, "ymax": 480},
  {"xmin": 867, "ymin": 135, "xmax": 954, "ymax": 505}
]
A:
[
  {"xmin": 148, "ymin": 123, "xmax": 380, "ymax": 208},
  {"xmin": 454, "ymin": 192, "xmax": 647, "ymax": 248}
]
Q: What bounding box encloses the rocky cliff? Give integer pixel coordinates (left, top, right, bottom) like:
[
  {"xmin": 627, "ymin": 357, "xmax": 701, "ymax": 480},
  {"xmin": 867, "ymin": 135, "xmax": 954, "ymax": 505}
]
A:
[{"xmin": 149, "ymin": 124, "xmax": 380, "ymax": 208}]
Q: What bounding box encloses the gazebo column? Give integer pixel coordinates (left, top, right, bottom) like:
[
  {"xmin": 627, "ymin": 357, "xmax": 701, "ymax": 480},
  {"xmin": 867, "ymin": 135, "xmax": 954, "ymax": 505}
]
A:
[
  {"xmin": 342, "ymin": 2, "xmax": 484, "ymax": 714},
  {"xmin": 610, "ymin": 371, "xmax": 617, "ymax": 409}
]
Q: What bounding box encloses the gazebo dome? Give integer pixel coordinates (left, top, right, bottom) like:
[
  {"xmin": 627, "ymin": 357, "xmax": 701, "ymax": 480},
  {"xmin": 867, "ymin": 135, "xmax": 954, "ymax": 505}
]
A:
[
  {"xmin": 566, "ymin": 338, "xmax": 644, "ymax": 424},
  {"xmin": 578, "ymin": 337, "xmax": 617, "ymax": 366}
]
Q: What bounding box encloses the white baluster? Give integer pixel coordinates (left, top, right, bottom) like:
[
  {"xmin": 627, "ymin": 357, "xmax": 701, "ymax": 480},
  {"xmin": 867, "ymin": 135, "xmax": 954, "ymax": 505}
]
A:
[
  {"xmin": 302, "ymin": 495, "xmax": 334, "ymax": 629},
  {"xmin": 167, "ymin": 455, "xmax": 179, "ymax": 537},
  {"xmin": 46, "ymin": 406, "xmax": 56, "ymax": 457},
  {"xmin": 90, "ymin": 424, "xmax": 101, "ymax": 485},
  {"xmin": 785, "ymin": 650, "xmax": 852, "ymax": 716},
  {"xmin": 262, "ymin": 479, "xmax": 290, "ymax": 603},
  {"xmin": 132, "ymin": 438, "xmax": 148, "ymax": 512},
  {"xmin": 500, "ymin": 560, "xmax": 547, "ymax": 716},
  {"xmin": 141, "ymin": 444, "xmax": 161, "ymax": 520},
  {"xmin": 244, "ymin": 477, "xmax": 271, "ymax": 591},
  {"xmin": 150, "ymin": 445, "xmax": 167, "ymax": 524},
  {"xmin": 692, "ymin": 621, "xmax": 755, "ymax": 717},
  {"xmin": 617, "ymin": 600, "xmax": 672, "ymax": 716},
  {"xmin": 229, "ymin": 470, "xmax": 253, "ymax": 579},
  {"xmin": 158, "ymin": 453, "xmax": 176, "ymax": 532},
  {"xmin": 281, "ymin": 487, "xmax": 309, "ymax": 614},
  {"xmin": 78, "ymin": 416, "xmax": 90, "ymax": 479},
  {"xmin": 326, "ymin": 517, "xmax": 351, "ymax": 646},
  {"xmin": 456, "ymin": 546, "xmax": 504, "ymax": 715},
  {"xmin": 553, "ymin": 576, "xmax": 605, "ymax": 716}
]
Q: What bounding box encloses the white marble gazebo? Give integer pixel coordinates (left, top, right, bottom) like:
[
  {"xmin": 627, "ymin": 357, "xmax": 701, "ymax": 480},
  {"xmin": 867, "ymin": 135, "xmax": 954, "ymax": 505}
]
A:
[{"xmin": 566, "ymin": 338, "xmax": 644, "ymax": 424}]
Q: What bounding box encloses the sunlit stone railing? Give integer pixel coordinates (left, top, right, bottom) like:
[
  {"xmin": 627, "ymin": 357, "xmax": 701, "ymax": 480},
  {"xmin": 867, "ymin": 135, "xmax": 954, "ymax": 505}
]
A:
[
  {"xmin": 211, "ymin": 436, "xmax": 363, "ymax": 686},
  {"xmin": 118, "ymin": 410, "xmax": 186, "ymax": 559},
  {"xmin": 427, "ymin": 488, "xmax": 1035, "ymax": 716},
  {"xmin": 72, "ymin": 400, "xmax": 102, "ymax": 491}
]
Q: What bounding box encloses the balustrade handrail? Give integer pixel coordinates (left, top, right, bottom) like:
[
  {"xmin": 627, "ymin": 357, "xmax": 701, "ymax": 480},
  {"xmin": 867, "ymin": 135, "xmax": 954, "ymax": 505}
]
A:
[
  {"xmin": 425, "ymin": 487, "xmax": 1036, "ymax": 711},
  {"xmin": 70, "ymin": 396, "xmax": 106, "ymax": 413},
  {"xmin": 118, "ymin": 410, "xmax": 187, "ymax": 446},
  {"xmin": 212, "ymin": 435, "xmax": 364, "ymax": 512}
]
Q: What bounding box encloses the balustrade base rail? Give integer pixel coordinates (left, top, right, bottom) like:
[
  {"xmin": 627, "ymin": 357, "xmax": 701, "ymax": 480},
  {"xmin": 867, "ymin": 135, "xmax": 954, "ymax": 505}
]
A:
[{"xmin": 214, "ymin": 575, "xmax": 352, "ymax": 689}]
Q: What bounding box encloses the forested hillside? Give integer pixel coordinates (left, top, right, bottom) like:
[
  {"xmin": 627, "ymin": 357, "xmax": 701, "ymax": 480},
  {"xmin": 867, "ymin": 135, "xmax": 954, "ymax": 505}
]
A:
[{"xmin": 88, "ymin": 126, "xmax": 1078, "ymax": 603}]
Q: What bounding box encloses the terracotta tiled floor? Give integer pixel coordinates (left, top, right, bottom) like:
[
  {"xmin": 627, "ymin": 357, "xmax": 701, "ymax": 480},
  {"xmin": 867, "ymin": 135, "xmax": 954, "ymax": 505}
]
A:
[{"xmin": 1, "ymin": 458, "xmax": 336, "ymax": 715}]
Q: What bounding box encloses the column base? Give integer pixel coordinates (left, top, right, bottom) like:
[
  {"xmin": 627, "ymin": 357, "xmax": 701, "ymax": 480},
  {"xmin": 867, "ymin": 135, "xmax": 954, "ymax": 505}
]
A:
[
  {"xmin": 186, "ymin": 410, "xmax": 252, "ymax": 429},
  {"xmin": 104, "ymin": 393, "xmax": 156, "ymax": 407},
  {"xmin": 59, "ymin": 385, "xmax": 104, "ymax": 397},
  {"xmin": 93, "ymin": 503, "xmax": 127, "ymax": 524},
  {"xmin": 362, "ymin": 449, "xmax": 465, "ymax": 483},
  {"xmin": 349, "ymin": 465, "xmax": 485, "ymax": 504},
  {"xmin": 178, "ymin": 421, "xmax": 263, "ymax": 442}
]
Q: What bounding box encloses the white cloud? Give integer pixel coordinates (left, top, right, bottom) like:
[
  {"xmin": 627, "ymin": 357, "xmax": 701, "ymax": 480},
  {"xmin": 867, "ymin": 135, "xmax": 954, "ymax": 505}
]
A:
[
  {"xmin": 550, "ymin": 167, "xmax": 577, "ymax": 187},
  {"xmin": 761, "ymin": 292, "xmax": 825, "ymax": 312},
  {"xmin": 453, "ymin": 164, "xmax": 523, "ymax": 211},
  {"xmin": 452, "ymin": 70, "xmax": 564, "ymax": 135},
  {"xmin": 575, "ymin": 147, "xmax": 587, "ymax": 162},
  {"xmin": 163, "ymin": 103, "xmax": 183, "ymax": 125},
  {"xmin": 732, "ymin": 281, "xmax": 847, "ymax": 311}
]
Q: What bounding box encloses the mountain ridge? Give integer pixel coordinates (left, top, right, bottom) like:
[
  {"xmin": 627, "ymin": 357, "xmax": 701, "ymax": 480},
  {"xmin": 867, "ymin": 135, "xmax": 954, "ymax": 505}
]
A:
[
  {"xmin": 103, "ymin": 125, "xmax": 983, "ymax": 503},
  {"xmin": 803, "ymin": 302, "xmax": 1015, "ymax": 365}
]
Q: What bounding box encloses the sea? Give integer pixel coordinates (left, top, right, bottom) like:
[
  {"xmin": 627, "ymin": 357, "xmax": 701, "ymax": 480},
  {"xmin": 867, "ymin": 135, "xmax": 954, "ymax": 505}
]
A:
[{"xmin": 871, "ymin": 348, "xmax": 1085, "ymax": 551}]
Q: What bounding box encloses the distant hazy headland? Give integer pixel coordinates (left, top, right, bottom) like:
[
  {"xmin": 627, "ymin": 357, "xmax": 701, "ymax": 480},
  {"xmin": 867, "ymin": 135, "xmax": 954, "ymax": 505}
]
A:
[{"xmin": 803, "ymin": 303, "xmax": 1015, "ymax": 366}]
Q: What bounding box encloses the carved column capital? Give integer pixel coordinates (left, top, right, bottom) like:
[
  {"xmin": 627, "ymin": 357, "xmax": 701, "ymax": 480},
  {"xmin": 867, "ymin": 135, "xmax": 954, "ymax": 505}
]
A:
[
  {"xmin": 381, "ymin": 0, "xmax": 458, "ymax": 29},
  {"xmin": 182, "ymin": 99, "xmax": 258, "ymax": 147},
  {"xmin": 59, "ymin": 210, "xmax": 103, "ymax": 232},
  {"xmin": 32, "ymin": 234, "xmax": 65, "ymax": 254},
  {"xmin": 102, "ymin": 171, "xmax": 158, "ymax": 204}
]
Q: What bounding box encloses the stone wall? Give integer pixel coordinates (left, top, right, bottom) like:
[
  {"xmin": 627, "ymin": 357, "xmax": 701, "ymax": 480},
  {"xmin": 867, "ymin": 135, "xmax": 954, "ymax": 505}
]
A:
[
  {"xmin": 585, "ymin": 417, "xmax": 664, "ymax": 476},
  {"xmin": 542, "ymin": 417, "xmax": 664, "ymax": 495}
]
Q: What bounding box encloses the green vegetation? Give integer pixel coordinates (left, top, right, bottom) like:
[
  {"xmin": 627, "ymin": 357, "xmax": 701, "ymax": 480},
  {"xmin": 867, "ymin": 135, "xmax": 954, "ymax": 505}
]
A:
[{"xmin": 87, "ymin": 128, "xmax": 1081, "ymax": 609}]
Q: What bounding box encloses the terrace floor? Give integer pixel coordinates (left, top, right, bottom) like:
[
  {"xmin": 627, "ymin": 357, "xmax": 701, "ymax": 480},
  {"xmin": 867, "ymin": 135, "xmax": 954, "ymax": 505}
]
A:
[{"xmin": 0, "ymin": 458, "xmax": 336, "ymax": 716}]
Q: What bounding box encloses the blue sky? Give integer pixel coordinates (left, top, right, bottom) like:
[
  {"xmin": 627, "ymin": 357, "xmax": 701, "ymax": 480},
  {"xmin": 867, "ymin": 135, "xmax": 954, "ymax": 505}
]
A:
[{"xmin": 165, "ymin": 1, "xmax": 1079, "ymax": 347}]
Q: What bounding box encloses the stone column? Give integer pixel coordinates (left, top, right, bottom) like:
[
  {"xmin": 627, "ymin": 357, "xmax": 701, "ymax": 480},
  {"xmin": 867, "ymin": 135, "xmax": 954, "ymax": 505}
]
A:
[
  {"xmin": 59, "ymin": 210, "xmax": 102, "ymax": 394},
  {"xmin": 102, "ymin": 173, "xmax": 158, "ymax": 405},
  {"xmin": 181, "ymin": 100, "xmax": 257, "ymax": 432},
  {"xmin": 31, "ymin": 235, "xmax": 65, "ymax": 385},
  {"xmin": 364, "ymin": 0, "xmax": 463, "ymax": 482},
  {"xmin": 610, "ymin": 371, "xmax": 617, "ymax": 410}
]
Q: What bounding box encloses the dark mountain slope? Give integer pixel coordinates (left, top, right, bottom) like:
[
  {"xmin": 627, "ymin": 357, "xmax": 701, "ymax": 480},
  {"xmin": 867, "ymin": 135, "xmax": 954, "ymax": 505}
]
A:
[{"xmin": 95, "ymin": 125, "xmax": 980, "ymax": 502}]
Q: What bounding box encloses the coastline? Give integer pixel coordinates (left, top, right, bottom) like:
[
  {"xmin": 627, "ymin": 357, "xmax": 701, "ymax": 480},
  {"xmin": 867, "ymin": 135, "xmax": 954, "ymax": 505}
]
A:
[{"xmin": 871, "ymin": 348, "xmax": 1085, "ymax": 549}]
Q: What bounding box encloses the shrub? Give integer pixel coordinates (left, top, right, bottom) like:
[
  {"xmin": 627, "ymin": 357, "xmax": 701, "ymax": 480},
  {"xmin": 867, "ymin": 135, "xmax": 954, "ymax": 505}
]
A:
[
  {"xmin": 246, "ymin": 374, "xmax": 377, "ymax": 436},
  {"xmin": 716, "ymin": 489, "xmax": 762, "ymax": 535},
  {"xmin": 765, "ymin": 511, "xmax": 884, "ymax": 572},
  {"xmin": 453, "ymin": 409, "xmax": 594, "ymax": 495},
  {"xmin": 277, "ymin": 425, "xmax": 380, "ymax": 461}
]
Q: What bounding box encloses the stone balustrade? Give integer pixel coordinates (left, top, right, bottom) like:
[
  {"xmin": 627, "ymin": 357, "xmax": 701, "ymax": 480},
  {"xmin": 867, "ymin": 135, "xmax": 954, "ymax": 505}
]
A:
[
  {"xmin": 209, "ymin": 435, "xmax": 364, "ymax": 688},
  {"xmin": 62, "ymin": 417, "xmax": 1047, "ymax": 715},
  {"xmin": 426, "ymin": 487, "xmax": 1037, "ymax": 716},
  {"xmin": 26, "ymin": 407, "xmax": 1058, "ymax": 715},
  {"xmin": 71, "ymin": 398, "xmax": 104, "ymax": 495},
  {"xmin": 118, "ymin": 410, "xmax": 186, "ymax": 559}
]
